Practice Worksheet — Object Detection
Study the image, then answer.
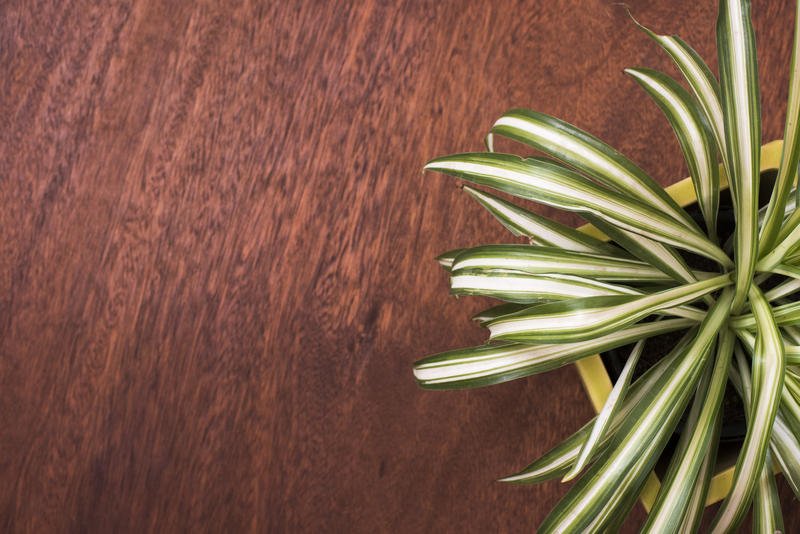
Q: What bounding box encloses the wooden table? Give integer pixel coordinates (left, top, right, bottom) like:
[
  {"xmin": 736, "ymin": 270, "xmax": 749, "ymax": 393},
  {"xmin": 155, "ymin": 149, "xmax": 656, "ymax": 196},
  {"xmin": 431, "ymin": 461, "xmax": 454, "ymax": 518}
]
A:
[{"xmin": 1, "ymin": 1, "xmax": 797, "ymax": 532}]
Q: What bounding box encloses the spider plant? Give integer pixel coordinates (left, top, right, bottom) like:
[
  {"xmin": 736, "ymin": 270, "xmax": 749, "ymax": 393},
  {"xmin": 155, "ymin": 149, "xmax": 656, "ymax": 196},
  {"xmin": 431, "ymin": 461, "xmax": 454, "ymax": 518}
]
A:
[{"xmin": 414, "ymin": 1, "xmax": 800, "ymax": 531}]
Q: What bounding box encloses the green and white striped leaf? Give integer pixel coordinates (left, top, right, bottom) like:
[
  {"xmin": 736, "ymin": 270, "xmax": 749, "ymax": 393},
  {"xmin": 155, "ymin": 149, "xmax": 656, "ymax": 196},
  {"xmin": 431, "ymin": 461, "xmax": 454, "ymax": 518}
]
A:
[
  {"xmin": 412, "ymin": 318, "xmax": 693, "ymax": 390},
  {"xmin": 461, "ymin": 185, "xmax": 623, "ymax": 256},
  {"xmin": 471, "ymin": 303, "xmax": 529, "ymax": 325},
  {"xmin": 451, "ymin": 244, "xmax": 681, "ymax": 282},
  {"xmin": 786, "ymin": 372, "xmax": 800, "ymax": 405},
  {"xmin": 753, "ymin": 454, "xmax": 784, "ymax": 534},
  {"xmin": 778, "ymin": 189, "xmax": 800, "ymax": 245},
  {"xmin": 781, "ymin": 171, "xmax": 800, "ymax": 240},
  {"xmin": 500, "ymin": 330, "xmax": 695, "ymax": 484},
  {"xmin": 782, "ymin": 391, "xmax": 800, "ymax": 446},
  {"xmin": 625, "ymin": 67, "xmax": 720, "ymax": 239},
  {"xmin": 585, "ymin": 445, "xmax": 666, "ymax": 533},
  {"xmin": 732, "ymin": 361, "xmax": 792, "ymax": 529},
  {"xmin": 780, "ymin": 324, "xmax": 800, "ymax": 344},
  {"xmin": 775, "ymin": 335, "xmax": 800, "ymax": 366},
  {"xmin": 733, "ymin": 361, "xmax": 800, "ymax": 501},
  {"xmin": 731, "ymin": 299, "xmax": 800, "ymax": 330},
  {"xmin": 710, "ymin": 286, "xmax": 784, "ymax": 534},
  {"xmin": 581, "ymin": 213, "xmax": 702, "ymax": 285},
  {"xmin": 770, "ymin": 411, "xmax": 800, "ymax": 500},
  {"xmin": 716, "ymin": 0, "xmax": 761, "ymax": 311},
  {"xmin": 677, "ymin": 417, "xmax": 722, "ymax": 534},
  {"xmin": 449, "ymin": 270, "xmax": 637, "ymax": 304},
  {"xmin": 784, "ymin": 248, "xmax": 800, "ymax": 266},
  {"xmin": 424, "ymin": 153, "xmax": 731, "ymax": 266},
  {"xmin": 435, "ymin": 248, "xmax": 467, "ymax": 270},
  {"xmin": 737, "ymin": 329, "xmax": 800, "ymax": 366},
  {"xmin": 758, "ymin": 186, "xmax": 796, "ymax": 228},
  {"xmin": 759, "ymin": 0, "xmax": 800, "ymax": 253},
  {"xmin": 769, "ymin": 263, "xmax": 800, "ymax": 281},
  {"xmin": 486, "ymin": 273, "xmax": 729, "ymax": 344},
  {"xmin": 628, "ymin": 10, "xmax": 728, "ymax": 169},
  {"xmin": 488, "ymin": 108, "xmax": 702, "ymax": 233},
  {"xmin": 562, "ymin": 338, "xmax": 646, "ymax": 482},
  {"xmin": 764, "ymin": 277, "xmax": 800, "ymax": 301},
  {"xmin": 758, "ymin": 219, "xmax": 800, "ymax": 271},
  {"xmin": 537, "ymin": 289, "xmax": 733, "ymax": 534},
  {"xmin": 641, "ymin": 329, "xmax": 735, "ymax": 534},
  {"xmin": 780, "ymin": 364, "xmax": 800, "ymax": 426}
]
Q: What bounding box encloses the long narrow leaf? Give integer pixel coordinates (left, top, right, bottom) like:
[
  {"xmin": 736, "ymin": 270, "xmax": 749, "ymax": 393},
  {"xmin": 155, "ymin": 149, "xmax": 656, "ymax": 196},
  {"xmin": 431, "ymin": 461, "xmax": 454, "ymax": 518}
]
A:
[
  {"xmin": 770, "ymin": 412, "xmax": 800, "ymax": 500},
  {"xmin": 780, "ymin": 324, "xmax": 800, "ymax": 344},
  {"xmin": 786, "ymin": 372, "xmax": 800, "ymax": 404},
  {"xmin": 641, "ymin": 329, "xmax": 735, "ymax": 533},
  {"xmin": 424, "ymin": 153, "xmax": 731, "ymax": 266},
  {"xmin": 784, "ymin": 248, "xmax": 800, "ymax": 265},
  {"xmin": 716, "ymin": 0, "xmax": 761, "ymax": 311},
  {"xmin": 471, "ymin": 303, "xmax": 529, "ymax": 325},
  {"xmin": 487, "ymin": 273, "xmax": 730, "ymax": 344},
  {"xmin": 450, "ymin": 270, "xmax": 637, "ymax": 304},
  {"xmin": 677, "ymin": 417, "xmax": 722, "ymax": 534},
  {"xmin": 585, "ymin": 446, "xmax": 668, "ymax": 533},
  {"xmin": 581, "ymin": 212, "xmax": 703, "ymax": 285},
  {"xmin": 451, "ymin": 244, "xmax": 681, "ymax": 282},
  {"xmin": 563, "ymin": 338, "xmax": 646, "ymax": 482},
  {"xmin": 412, "ymin": 318, "xmax": 693, "ymax": 390},
  {"xmin": 764, "ymin": 277, "xmax": 800, "ymax": 301},
  {"xmin": 435, "ymin": 248, "xmax": 467, "ymax": 270},
  {"xmin": 625, "ymin": 67, "xmax": 720, "ymax": 238},
  {"xmin": 781, "ymin": 384, "xmax": 800, "ymax": 437},
  {"xmin": 731, "ymin": 299, "xmax": 800, "ymax": 330},
  {"xmin": 500, "ymin": 331, "xmax": 696, "ymax": 484},
  {"xmin": 488, "ymin": 108, "xmax": 702, "ymax": 232},
  {"xmin": 758, "ymin": 219, "xmax": 800, "ymax": 271},
  {"xmin": 461, "ymin": 185, "xmax": 623, "ymax": 256},
  {"xmin": 774, "ymin": 191, "xmax": 800, "ymax": 251},
  {"xmin": 730, "ymin": 364, "xmax": 800, "ymax": 501},
  {"xmin": 628, "ymin": 11, "xmax": 728, "ymax": 172},
  {"xmin": 710, "ymin": 286, "xmax": 784, "ymax": 534},
  {"xmin": 753, "ymin": 454, "xmax": 784, "ymax": 534},
  {"xmin": 759, "ymin": 0, "xmax": 800, "ymax": 252},
  {"xmin": 758, "ymin": 185, "xmax": 796, "ymax": 228},
  {"xmin": 537, "ymin": 289, "xmax": 734, "ymax": 534},
  {"xmin": 735, "ymin": 352, "xmax": 785, "ymax": 534},
  {"xmin": 737, "ymin": 328, "xmax": 800, "ymax": 365},
  {"xmin": 769, "ymin": 263, "xmax": 800, "ymax": 281}
]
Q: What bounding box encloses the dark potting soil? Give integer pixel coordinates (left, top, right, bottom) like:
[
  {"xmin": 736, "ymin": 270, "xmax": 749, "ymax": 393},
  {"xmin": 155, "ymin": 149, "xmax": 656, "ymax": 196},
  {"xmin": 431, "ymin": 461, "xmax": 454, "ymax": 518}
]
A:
[{"xmin": 600, "ymin": 169, "xmax": 782, "ymax": 447}]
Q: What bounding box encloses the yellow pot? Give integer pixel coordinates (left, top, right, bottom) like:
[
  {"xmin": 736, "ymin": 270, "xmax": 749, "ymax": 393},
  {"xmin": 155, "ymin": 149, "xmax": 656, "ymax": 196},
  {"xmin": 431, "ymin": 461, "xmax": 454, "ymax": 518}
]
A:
[{"xmin": 573, "ymin": 139, "xmax": 784, "ymax": 512}]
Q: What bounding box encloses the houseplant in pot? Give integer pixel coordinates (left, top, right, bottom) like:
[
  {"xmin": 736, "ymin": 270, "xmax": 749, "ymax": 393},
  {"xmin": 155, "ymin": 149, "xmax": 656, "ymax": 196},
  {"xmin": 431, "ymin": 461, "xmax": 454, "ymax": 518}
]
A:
[{"xmin": 414, "ymin": 0, "xmax": 800, "ymax": 531}]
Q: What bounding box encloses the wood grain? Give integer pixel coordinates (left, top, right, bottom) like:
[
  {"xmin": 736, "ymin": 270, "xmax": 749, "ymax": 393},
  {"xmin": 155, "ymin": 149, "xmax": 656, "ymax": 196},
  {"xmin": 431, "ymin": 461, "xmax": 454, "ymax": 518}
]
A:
[{"xmin": 0, "ymin": 1, "xmax": 797, "ymax": 532}]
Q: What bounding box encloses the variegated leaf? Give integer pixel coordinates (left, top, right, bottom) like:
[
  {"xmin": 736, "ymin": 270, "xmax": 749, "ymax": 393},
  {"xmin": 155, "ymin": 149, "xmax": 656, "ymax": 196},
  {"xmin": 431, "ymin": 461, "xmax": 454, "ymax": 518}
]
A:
[
  {"xmin": 461, "ymin": 185, "xmax": 623, "ymax": 256},
  {"xmin": 412, "ymin": 318, "xmax": 693, "ymax": 390},
  {"xmin": 487, "ymin": 108, "xmax": 702, "ymax": 233},
  {"xmin": 759, "ymin": 0, "xmax": 800, "ymax": 252},
  {"xmin": 486, "ymin": 274, "xmax": 729, "ymax": 344},
  {"xmin": 424, "ymin": 153, "xmax": 731, "ymax": 266},
  {"xmin": 451, "ymin": 244, "xmax": 685, "ymax": 282},
  {"xmin": 625, "ymin": 67, "xmax": 720, "ymax": 239},
  {"xmin": 500, "ymin": 330, "xmax": 696, "ymax": 484},
  {"xmin": 716, "ymin": 0, "xmax": 761, "ymax": 311},
  {"xmin": 562, "ymin": 337, "xmax": 646, "ymax": 481},
  {"xmin": 641, "ymin": 329, "xmax": 735, "ymax": 533},
  {"xmin": 536, "ymin": 289, "xmax": 733, "ymax": 533},
  {"xmin": 710, "ymin": 286, "xmax": 784, "ymax": 534}
]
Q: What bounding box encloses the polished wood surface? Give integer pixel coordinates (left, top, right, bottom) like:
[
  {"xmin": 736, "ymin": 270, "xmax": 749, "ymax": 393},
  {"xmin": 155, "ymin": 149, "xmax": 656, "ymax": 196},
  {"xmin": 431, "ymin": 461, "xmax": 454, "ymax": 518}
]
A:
[{"xmin": 1, "ymin": 1, "xmax": 798, "ymax": 532}]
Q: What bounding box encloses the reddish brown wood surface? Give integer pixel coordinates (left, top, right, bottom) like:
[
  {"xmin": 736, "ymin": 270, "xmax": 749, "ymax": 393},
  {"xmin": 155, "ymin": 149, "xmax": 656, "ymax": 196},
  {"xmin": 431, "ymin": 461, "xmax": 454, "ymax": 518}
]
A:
[{"xmin": 1, "ymin": 1, "xmax": 799, "ymax": 532}]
